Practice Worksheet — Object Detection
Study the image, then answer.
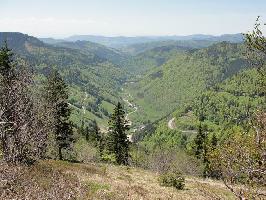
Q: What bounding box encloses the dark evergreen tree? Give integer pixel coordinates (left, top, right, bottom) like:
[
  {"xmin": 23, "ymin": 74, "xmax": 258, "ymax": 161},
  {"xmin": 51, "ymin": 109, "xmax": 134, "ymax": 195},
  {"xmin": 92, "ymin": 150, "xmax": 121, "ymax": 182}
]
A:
[
  {"xmin": 90, "ymin": 120, "xmax": 105, "ymax": 157},
  {"xmin": 44, "ymin": 69, "xmax": 73, "ymax": 160},
  {"xmin": 107, "ymin": 102, "xmax": 130, "ymax": 165},
  {"xmin": 194, "ymin": 122, "xmax": 205, "ymax": 159},
  {"xmin": 205, "ymin": 133, "xmax": 220, "ymax": 178},
  {"xmin": 91, "ymin": 120, "xmax": 101, "ymax": 143},
  {"xmin": 78, "ymin": 120, "xmax": 85, "ymax": 136},
  {"xmin": 0, "ymin": 41, "xmax": 14, "ymax": 78},
  {"xmin": 210, "ymin": 133, "xmax": 218, "ymax": 150},
  {"xmin": 179, "ymin": 133, "xmax": 188, "ymax": 149},
  {"xmin": 194, "ymin": 95, "xmax": 208, "ymax": 160},
  {"xmin": 83, "ymin": 126, "xmax": 89, "ymax": 141},
  {"xmin": 98, "ymin": 132, "xmax": 105, "ymax": 157}
]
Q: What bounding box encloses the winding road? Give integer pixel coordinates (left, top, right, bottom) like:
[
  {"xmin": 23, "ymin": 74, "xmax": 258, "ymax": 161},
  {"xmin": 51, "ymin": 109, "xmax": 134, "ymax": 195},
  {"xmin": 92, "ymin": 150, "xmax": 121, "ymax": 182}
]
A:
[
  {"xmin": 123, "ymin": 98, "xmax": 138, "ymax": 126},
  {"xmin": 122, "ymin": 89, "xmax": 141, "ymax": 142},
  {"xmin": 168, "ymin": 116, "xmax": 197, "ymax": 134},
  {"xmin": 168, "ymin": 117, "xmax": 176, "ymax": 129}
]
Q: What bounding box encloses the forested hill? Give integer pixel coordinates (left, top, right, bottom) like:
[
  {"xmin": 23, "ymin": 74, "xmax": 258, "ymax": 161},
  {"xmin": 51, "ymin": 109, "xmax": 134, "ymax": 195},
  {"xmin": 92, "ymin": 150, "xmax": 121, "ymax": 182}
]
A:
[
  {"xmin": 54, "ymin": 40, "xmax": 128, "ymax": 66},
  {"xmin": 0, "ymin": 32, "xmax": 127, "ymax": 127},
  {"xmin": 125, "ymin": 42, "xmax": 247, "ymax": 122},
  {"xmin": 120, "ymin": 40, "xmax": 218, "ymax": 55},
  {"xmin": 122, "ymin": 43, "xmax": 194, "ymax": 73}
]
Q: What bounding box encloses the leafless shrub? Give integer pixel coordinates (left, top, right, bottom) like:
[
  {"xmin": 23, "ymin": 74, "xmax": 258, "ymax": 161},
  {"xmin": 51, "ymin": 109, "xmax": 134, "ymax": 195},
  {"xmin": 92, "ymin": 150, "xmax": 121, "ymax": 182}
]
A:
[
  {"xmin": 131, "ymin": 145, "xmax": 203, "ymax": 176},
  {"xmin": 208, "ymin": 112, "xmax": 266, "ymax": 199},
  {"xmin": 0, "ymin": 48, "xmax": 52, "ymax": 164}
]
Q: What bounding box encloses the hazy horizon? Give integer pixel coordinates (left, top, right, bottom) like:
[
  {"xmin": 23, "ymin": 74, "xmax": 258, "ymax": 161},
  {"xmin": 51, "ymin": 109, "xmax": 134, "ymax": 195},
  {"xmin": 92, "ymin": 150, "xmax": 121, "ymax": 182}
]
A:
[{"xmin": 30, "ymin": 33, "xmax": 244, "ymax": 40}]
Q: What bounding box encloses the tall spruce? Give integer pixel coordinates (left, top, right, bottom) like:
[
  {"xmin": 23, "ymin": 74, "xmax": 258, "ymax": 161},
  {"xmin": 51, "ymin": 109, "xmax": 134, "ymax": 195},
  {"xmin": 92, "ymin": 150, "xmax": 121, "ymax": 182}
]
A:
[
  {"xmin": 194, "ymin": 95, "xmax": 207, "ymax": 159},
  {"xmin": 194, "ymin": 122, "xmax": 206, "ymax": 159},
  {"xmin": 44, "ymin": 69, "xmax": 73, "ymax": 160},
  {"xmin": 91, "ymin": 120, "xmax": 101, "ymax": 143},
  {"xmin": 107, "ymin": 102, "xmax": 130, "ymax": 165},
  {"xmin": 90, "ymin": 120, "xmax": 104, "ymax": 156}
]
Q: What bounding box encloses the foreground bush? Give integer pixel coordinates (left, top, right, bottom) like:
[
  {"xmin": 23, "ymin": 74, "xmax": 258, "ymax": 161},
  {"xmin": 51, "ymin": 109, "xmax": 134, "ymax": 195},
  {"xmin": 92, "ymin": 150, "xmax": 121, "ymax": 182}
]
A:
[{"xmin": 158, "ymin": 171, "xmax": 185, "ymax": 190}]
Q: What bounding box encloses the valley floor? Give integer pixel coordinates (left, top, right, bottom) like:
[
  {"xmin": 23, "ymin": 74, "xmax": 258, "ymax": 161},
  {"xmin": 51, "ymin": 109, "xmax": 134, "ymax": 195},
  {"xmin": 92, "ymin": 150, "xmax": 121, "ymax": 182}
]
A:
[{"xmin": 1, "ymin": 160, "xmax": 236, "ymax": 200}]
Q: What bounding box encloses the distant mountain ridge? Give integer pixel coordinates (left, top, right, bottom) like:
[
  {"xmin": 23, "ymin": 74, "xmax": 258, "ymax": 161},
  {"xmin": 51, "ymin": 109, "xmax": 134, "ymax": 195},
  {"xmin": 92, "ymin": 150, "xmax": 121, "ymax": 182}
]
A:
[{"xmin": 60, "ymin": 33, "xmax": 244, "ymax": 48}]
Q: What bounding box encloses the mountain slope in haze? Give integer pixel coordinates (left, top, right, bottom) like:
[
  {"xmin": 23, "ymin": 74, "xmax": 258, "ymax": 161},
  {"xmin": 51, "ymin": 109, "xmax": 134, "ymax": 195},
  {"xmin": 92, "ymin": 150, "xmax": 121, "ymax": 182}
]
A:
[
  {"xmin": 120, "ymin": 40, "xmax": 220, "ymax": 55},
  {"xmin": 39, "ymin": 37, "xmax": 65, "ymax": 44},
  {"xmin": 64, "ymin": 33, "xmax": 243, "ymax": 48},
  {"xmin": 123, "ymin": 44, "xmax": 194, "ymax": 74},
  {"xmin": 126, "ymin": 42, "xmax": 247, "ymax": 123},
  {"xmin": 0, "ymin": 32, "xmax": 126, "ymax": 126},
  {"xmin": 54, "ymin": 40, "xmax": 128, "ymax": 66}
]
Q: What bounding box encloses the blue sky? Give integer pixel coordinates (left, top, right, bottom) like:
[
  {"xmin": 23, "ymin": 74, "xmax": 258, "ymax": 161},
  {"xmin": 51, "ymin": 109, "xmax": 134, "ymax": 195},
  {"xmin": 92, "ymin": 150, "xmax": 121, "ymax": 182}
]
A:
[{"xmin": 0, "ymin": 0, "xmax": 265, "ymax": 38}]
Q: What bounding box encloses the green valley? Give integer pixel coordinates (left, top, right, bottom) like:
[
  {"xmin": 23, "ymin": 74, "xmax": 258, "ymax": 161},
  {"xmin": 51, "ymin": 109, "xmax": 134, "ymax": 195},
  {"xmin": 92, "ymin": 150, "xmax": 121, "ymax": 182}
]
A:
[{"xmin": 0, "ymin": 24, "xmax": 265, "ymax": 200}]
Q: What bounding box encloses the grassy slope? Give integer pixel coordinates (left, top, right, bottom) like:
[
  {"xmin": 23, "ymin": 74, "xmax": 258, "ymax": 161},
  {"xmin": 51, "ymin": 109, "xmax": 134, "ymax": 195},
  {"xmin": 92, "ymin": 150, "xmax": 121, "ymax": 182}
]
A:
[{"xmin": 0, "ymin": 160, "xmax": 236, "ymax": 200}]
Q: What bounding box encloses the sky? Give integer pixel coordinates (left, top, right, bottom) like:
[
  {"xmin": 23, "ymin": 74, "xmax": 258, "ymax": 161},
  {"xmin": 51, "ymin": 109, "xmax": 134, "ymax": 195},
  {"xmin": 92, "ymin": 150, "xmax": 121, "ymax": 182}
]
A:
[{"xmin": 0, "ymin": 0, "xmax": 265, "ymax": 38}]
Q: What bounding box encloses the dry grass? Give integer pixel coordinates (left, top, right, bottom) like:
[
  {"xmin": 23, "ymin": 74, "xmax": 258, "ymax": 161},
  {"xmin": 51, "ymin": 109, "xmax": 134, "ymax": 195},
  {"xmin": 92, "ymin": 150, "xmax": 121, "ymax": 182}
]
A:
[{"xmin": 0, "ymin": 160, "xmax": 236, "ymax": 200}]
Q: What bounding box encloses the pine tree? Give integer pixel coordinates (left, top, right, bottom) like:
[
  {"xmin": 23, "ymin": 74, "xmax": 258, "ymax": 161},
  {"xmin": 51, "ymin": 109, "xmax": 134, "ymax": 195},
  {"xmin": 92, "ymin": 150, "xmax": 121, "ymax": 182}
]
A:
[
  {"xmin": 91, "ymin": 120, "xmax": 101, "ymax": 143},
  {"xmin": 90, "ymin": 120, "xmax": 105, "ymax": 157},
  {"xmin": 205, "ymin": 133, "xmax": 220, "ymax": 178},
  {"xmin": 98, "ymin": 133, "xmax": 105, "ymax": 157},
  {"xmin": 44, "ymin": 69, "xmax": 73, "ymax": 160},
  {"xmin": 194, "ymin": 122, "xmax": 205, "ymax": 159},
  {"xmin": 78, "ymin": 120, "xmax": 85, "ymax": 136},
  {"xmin": 107, "ymin": 102, "xmax": 130, "ymax": 165},
  {"xmin": 0, "ymin": 41, "xmax": 14, "ymax": 78},
  {"xmin": 194, "ymin": 95, "xmax": 208, "ymax": 159},
  {"xmin": 210, "ymin": 133, "xmax": 218, "ymax": 150}
]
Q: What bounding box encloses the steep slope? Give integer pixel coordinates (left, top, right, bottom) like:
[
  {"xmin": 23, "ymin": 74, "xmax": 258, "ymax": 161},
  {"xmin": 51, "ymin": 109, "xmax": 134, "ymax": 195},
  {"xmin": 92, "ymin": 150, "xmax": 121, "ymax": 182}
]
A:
[
  {"xmin": 0, "ymin": 32, "xmax": 126, "ymax": 126},
  {"xmin": 189, "ymin": 68, "xmax": 264, "ymax": 128},
  {"xmin": 54, "ymin": 40, "xmax": 128, "ymax": 66},
  {"xmin": 139, "ymin": 68, "xmax": 263, "ymax": 148},
  {"xmin": 126, "ymin": 42, "xmax": 247, "ymax": 123},
  {"xmin": 123, "ymin": 44, "xmax": 194, "ymax": 74}
]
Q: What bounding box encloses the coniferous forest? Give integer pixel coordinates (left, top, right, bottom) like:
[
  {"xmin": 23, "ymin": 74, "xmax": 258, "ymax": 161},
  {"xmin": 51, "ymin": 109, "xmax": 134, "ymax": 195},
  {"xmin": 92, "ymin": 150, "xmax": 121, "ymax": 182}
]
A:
[{"xmin": 0, "ymin": 2, "xmax": 266, "ymax": 200}]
